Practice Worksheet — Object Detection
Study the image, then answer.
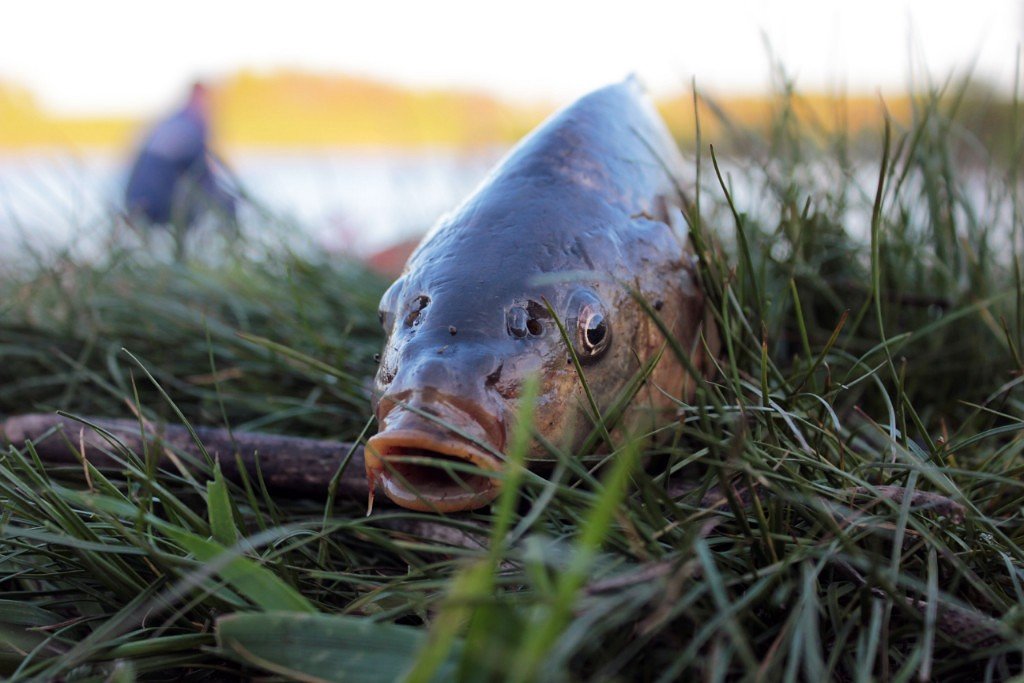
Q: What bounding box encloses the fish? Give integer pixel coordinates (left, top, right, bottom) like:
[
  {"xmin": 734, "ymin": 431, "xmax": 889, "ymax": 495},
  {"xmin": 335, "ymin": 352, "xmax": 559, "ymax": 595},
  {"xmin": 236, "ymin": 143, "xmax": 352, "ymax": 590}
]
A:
[{"xmin": 364, "ymin": 77, "xmax": 717, "ymax": 513}]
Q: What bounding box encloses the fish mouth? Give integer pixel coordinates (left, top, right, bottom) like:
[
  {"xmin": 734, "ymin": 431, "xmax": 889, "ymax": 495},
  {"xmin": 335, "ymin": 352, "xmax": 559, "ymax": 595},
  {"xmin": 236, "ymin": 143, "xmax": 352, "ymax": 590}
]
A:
[{"xmin": 365, "ymin": 429, "xmax": 502, "ymax": 512}]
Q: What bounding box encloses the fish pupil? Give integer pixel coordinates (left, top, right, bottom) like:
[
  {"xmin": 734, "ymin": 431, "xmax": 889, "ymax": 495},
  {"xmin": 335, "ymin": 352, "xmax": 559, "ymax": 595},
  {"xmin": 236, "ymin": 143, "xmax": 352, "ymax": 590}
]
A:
[{"xmin": 586, "ymin": 316, "xmax": 606, "ymax": 346}]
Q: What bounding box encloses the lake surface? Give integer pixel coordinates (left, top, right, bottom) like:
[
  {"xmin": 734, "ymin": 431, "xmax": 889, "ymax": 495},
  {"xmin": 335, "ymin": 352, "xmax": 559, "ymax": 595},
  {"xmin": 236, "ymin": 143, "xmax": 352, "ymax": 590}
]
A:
[
  {"xmin": 0, "ymin": 148, "xmax": 506, "ymax": 259},
  {"xmin": 0, "ymin": 148, "xmax": 1011, "ymax": 267}
]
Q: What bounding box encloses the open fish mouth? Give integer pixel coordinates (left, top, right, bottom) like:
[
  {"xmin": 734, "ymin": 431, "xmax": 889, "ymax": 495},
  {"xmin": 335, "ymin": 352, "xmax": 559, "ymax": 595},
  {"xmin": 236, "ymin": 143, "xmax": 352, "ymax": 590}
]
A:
[{"xmin": 365, "ymin": 429, "xmax": 502, "ymax": 512}]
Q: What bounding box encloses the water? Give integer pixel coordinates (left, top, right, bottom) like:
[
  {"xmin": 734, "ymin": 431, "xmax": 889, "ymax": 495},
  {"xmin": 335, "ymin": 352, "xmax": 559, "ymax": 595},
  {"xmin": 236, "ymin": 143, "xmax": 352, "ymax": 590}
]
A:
[
  {"xmin": 0, "ymin": 147, "xmax": 505, "ymax": 259},
  {"xmin": 0, "ymin": 148, "xmax": 1012, "ymax": 267}
]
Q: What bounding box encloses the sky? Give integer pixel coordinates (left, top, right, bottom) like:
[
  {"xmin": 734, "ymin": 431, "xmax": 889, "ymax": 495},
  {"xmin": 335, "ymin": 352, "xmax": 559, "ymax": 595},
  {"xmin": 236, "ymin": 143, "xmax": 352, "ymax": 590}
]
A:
[{"xmin": 1, "ymin": 0, "xmax": 1021, "ymax": 116}]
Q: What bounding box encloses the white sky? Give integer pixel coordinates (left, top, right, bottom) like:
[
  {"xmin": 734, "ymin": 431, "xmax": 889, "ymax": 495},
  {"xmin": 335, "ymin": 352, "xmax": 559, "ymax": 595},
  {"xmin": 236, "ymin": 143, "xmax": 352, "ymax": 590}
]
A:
[{"xmin": 1, "ymin": 0, "xmax": 1021, "ymax": 116}]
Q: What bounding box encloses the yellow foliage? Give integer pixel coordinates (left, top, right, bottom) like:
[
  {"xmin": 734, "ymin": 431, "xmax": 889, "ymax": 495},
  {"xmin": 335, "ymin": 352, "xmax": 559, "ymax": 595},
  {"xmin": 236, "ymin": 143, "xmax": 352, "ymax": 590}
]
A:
[
  {"xmin": 0, "ymin": 81, "xmax": 137, "ymax": 149},
  {"xmin": 211, "ymin": 70, "xmax": 545, "ymax": 148},
  {"xmin": 0, "ymin": 72, "xmax": 918, "ymax": 151},
  {"xmin": 657, "ymin": 91, "xmax": 914, "ymax": 146}
]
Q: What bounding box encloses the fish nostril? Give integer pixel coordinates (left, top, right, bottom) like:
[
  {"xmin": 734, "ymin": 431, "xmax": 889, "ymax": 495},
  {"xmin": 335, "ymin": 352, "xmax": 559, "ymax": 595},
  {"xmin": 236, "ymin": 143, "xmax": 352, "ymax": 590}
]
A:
[
  {"xmin": 485, "ymin": 364, "xmax": 503, "ymax": 388},
  {"xmin": 404, "ymin": 295, "xmax": 431, "ymax": 327}
]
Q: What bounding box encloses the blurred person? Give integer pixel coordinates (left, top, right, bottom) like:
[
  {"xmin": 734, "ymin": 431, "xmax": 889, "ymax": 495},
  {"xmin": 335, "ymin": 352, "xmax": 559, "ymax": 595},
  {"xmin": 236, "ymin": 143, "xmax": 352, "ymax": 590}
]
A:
[{"xmin": 124, "ymin": 82, "xmax": 237, "ymax": 259}]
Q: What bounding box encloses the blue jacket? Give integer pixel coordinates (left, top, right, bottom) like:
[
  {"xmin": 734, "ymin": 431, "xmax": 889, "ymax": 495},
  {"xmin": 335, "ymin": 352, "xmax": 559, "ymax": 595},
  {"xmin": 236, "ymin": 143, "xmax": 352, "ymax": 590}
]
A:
[{"xmin": 125, "ymin": 106, "xmax": 235, "ymax": 225}]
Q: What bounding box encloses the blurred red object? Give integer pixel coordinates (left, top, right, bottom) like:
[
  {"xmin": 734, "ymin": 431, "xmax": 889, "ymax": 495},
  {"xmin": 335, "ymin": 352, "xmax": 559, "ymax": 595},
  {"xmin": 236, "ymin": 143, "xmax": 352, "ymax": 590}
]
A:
[{"xmin": 365, "ymin": 236, "xmax": 422, "ymax": 278}]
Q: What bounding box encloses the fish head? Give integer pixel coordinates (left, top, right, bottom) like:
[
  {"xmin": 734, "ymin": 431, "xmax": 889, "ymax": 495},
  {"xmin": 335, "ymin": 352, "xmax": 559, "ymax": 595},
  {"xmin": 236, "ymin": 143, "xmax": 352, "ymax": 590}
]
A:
[
  {"xmin": 366, "ymin": 196, "xmax": 701, "ymax": 513},
  {"xmin": 365, "ymin": 78, "xmax": 712, "ymax": 513}
]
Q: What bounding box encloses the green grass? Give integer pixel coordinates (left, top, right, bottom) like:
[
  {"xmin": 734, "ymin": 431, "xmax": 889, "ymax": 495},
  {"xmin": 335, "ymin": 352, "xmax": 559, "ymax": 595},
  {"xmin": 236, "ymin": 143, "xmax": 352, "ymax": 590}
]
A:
[{"xmin": 2, "ymin": 71, "xmax": 1024, "ymax": 681}]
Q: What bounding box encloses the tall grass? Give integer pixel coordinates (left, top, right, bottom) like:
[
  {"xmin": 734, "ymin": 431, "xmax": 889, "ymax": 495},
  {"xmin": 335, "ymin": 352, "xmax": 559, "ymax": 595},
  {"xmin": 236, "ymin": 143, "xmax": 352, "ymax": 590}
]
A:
[
  {"xmin": 1, "ymin": 234, "xmax": 384, "ymax": 437},
  {"xmin": 1, "ymin": 71, "xmax": 1023, "ymax": 681}
]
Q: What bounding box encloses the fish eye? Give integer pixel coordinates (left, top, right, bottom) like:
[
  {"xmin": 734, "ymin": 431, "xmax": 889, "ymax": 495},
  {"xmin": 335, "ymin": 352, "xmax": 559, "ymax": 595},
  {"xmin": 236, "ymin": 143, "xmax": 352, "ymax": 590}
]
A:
[{"xmin": 569, "ymin": 292, "xmax": 611, "ymax": 361}]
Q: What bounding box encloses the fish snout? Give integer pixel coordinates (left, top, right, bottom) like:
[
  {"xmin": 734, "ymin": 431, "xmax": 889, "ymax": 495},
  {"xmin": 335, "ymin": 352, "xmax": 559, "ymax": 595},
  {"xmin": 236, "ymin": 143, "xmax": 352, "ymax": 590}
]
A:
[
  {"xmin": 370, "ymin": 343, "xmax": 510, "ymax": 511},
  {"xmin": 382, "ymin": 342, "xmax": 503, "ymax": 400},
  {"xmin": 366, "ymin": 396, "xmax": 505, "ymax": 512}
]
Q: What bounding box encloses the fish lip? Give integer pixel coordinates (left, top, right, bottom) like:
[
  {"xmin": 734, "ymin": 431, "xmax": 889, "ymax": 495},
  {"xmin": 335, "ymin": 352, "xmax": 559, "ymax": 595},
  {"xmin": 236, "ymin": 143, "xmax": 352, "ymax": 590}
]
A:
[{"xmin": 365, "ymin": 429, "xmax": 503, "ymax": 512}]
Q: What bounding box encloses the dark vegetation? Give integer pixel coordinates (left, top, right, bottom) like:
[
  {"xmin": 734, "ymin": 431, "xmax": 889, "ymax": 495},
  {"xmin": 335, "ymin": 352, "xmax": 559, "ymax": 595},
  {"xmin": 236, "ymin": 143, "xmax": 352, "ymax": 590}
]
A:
[{"xmin": 1, "ymin": 72, "xmax": 1023, "ymax": 681}]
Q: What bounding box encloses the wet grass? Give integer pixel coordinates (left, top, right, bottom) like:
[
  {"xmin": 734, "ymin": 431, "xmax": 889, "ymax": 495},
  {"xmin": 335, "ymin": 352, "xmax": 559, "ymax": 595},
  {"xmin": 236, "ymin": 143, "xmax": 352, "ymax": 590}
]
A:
[{"xmin": 2, "ymin": 72, "xmax": 1024, "ymax": 681}]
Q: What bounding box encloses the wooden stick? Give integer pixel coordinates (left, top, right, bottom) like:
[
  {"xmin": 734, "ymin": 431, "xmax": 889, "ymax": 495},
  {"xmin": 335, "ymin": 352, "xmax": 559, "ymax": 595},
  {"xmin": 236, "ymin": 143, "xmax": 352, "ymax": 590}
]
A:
[{"xmin": 1, "ymin": 413, "xmax": 368, "ymax": 501}]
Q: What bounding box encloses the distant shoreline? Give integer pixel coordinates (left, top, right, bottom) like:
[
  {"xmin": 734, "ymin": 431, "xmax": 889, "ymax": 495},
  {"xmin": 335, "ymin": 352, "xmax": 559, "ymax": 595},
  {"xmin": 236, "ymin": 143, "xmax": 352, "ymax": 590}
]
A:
[{"xmin": 2, "ymin": 69, "xmax": 1017, "ymax": 157}]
